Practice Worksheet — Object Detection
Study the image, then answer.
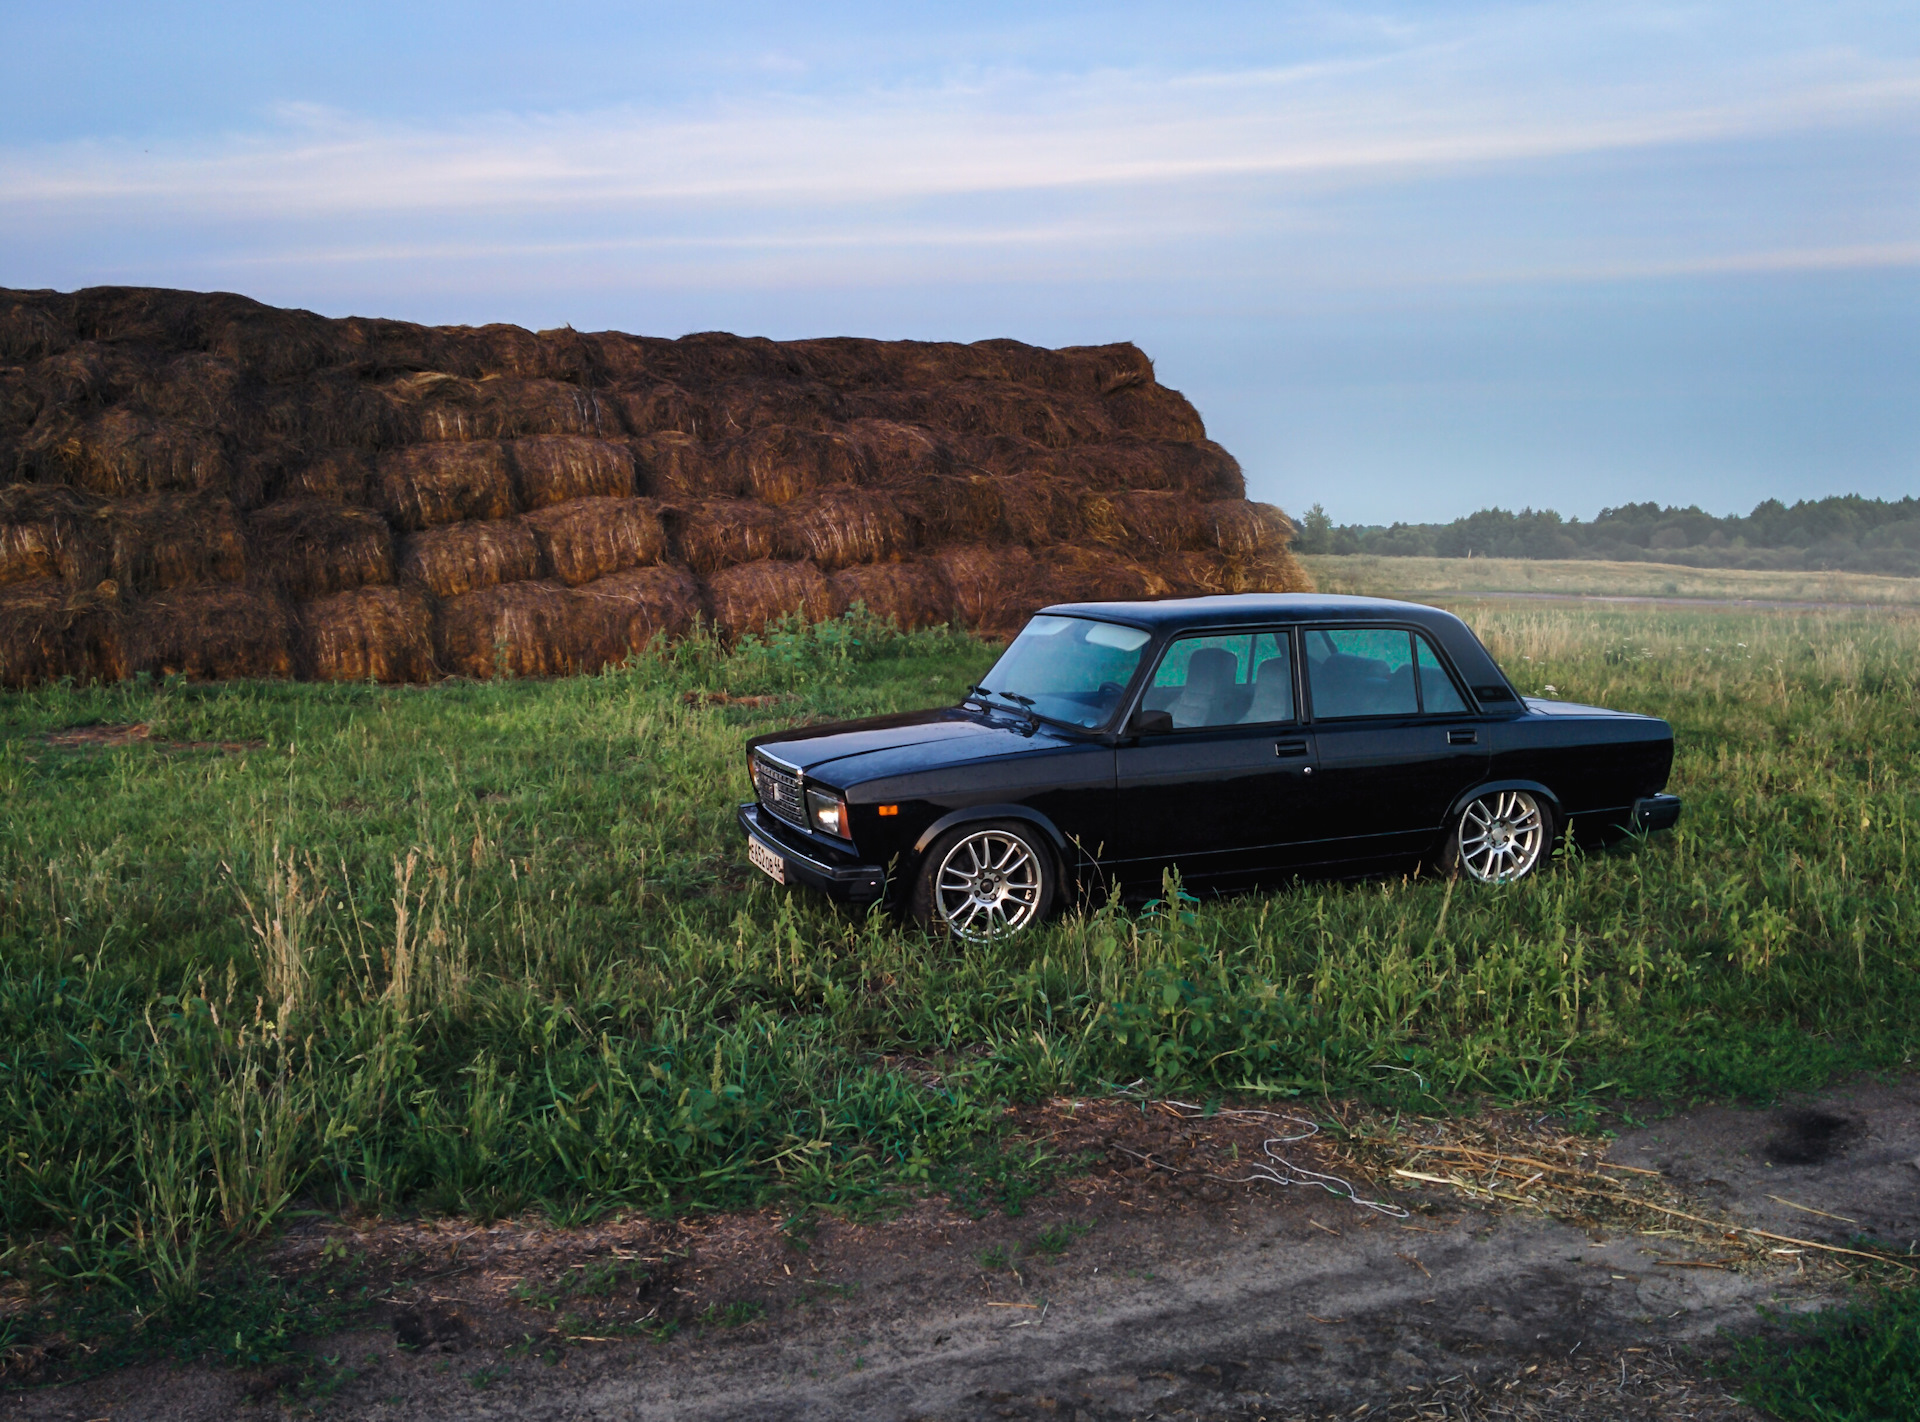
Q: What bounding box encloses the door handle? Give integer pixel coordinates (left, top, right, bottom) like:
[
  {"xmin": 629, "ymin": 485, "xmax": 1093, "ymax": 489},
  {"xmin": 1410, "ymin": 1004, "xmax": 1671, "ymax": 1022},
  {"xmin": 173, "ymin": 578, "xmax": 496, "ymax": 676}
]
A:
[
  {"xmin": 1274, "ymin": 739, "xmax": 1309, "ymax": 757},
  {"xmin": 1447, "ymin": 729, "xmax": 1478, "ymax": 746}
]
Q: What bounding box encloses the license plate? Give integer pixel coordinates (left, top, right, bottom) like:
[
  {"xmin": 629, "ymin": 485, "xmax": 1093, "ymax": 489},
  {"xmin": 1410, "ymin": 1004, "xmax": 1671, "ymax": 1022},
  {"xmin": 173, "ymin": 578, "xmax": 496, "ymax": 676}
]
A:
[{"xmin": 747, "ymin": 836, "xmax": 786, "ymax": 884}]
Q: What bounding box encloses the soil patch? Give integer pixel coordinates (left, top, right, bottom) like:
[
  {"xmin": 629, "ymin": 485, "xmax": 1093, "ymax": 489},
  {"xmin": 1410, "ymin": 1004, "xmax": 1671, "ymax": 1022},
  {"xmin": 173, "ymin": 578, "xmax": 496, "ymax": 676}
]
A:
[
  {"xmin": 41, "ymin": 722, "xmax": 266, "ymax": 753},
  {"xmin": 7, "ymin": 1078, "xmax": 1916, "ymax": 1421}
]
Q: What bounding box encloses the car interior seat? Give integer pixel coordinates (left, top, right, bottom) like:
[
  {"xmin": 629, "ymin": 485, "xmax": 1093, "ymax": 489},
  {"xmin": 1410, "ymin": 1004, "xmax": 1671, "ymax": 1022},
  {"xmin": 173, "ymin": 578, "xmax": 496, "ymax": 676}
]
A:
[
  {"xmin": 1166, "ymin": 647, "xmax": 1239, "ymax": 727},
  {"xmin": 1241, "ymin": 656, "xmax": 1295, "ymax": 723}
]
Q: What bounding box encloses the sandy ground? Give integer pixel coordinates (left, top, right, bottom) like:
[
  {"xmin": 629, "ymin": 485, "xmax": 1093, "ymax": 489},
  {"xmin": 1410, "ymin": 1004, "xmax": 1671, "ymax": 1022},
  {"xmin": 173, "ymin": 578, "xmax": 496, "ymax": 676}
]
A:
[{"xmin": 6, "ymin": 1076, "xmax": 1915, "ymax": 1422}]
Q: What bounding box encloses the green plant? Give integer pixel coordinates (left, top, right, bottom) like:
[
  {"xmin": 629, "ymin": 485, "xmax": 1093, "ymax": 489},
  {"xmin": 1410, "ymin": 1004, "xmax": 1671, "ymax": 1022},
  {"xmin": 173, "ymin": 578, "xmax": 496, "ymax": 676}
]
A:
[{"xmin": 1722, "ymin": 1287, "xmax": 1920, "ymax": 1420}]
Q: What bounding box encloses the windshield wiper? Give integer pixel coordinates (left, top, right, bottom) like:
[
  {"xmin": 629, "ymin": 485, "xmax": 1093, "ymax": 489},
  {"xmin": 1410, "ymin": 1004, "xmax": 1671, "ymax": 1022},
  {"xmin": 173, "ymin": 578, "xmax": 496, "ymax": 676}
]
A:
[{"xmin": 965, "ymin": 685, "xmax": 1039, "ymax": 732}]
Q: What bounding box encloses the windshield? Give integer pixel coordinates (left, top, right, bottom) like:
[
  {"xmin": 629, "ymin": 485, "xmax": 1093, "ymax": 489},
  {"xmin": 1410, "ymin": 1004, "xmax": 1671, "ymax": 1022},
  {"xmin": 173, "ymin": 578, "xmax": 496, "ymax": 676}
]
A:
[{"xmin": 973, "ymin": 615, "xmax": 1153, "ymax": 728}]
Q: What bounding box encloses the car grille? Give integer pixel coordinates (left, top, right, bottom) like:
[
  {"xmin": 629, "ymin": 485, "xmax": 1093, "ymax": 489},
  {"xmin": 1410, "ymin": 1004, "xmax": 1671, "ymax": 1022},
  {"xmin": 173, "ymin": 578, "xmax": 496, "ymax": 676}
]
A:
[{"xmin": 753, "ymin": 754, "xmax": 807, "ymax": 830}]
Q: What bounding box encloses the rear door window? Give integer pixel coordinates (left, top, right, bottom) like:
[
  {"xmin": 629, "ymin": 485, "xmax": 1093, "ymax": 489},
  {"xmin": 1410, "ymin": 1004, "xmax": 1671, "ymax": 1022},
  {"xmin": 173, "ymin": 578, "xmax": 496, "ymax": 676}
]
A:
[
  {"xmin": 1305, "ymin": 628, "xmax": 1417, "ymax": 719},
  {"xmin": 1415, "ymin": 635, "xmax": 1470, "ymax": 714}
]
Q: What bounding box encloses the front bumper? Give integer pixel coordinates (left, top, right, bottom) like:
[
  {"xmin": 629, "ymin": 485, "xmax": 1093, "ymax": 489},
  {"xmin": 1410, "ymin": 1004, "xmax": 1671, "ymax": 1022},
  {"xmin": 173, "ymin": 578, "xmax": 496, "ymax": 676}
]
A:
[
  {"xmin": 1633, "ymin": 793, "xmax": 1683, "ymax": 833},
  {"xmin": 738, "ymin": 803, "xmax": 887, "ymax": 905}
]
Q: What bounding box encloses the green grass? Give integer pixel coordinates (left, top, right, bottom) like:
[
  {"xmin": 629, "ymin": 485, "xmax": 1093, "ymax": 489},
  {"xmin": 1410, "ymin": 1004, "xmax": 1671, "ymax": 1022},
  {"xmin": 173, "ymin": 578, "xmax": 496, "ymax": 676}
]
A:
[
  {"xmin": 1722, "ymin": 1287, "xmax": 1920, "ymax": 1420},
  {"xmin": 2, "ymin": 601, "xmax": 1919, "ymax": 1371}
]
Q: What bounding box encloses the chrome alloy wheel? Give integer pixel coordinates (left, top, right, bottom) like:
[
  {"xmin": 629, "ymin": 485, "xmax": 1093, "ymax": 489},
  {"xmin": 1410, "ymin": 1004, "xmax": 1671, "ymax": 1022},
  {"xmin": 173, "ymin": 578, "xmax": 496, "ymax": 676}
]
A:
[
  {"xmin": 1457, "ymin": 790, "xmax": 1548, "ymax": 883},
  {"xmin": 933, "ymin": 829, "xmax": 1045, "ymax": 940}
]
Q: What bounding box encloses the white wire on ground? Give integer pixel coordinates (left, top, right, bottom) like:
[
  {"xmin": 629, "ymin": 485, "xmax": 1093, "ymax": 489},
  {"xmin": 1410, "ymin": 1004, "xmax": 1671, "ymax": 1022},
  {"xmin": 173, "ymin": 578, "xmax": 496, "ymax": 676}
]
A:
[{"xmin": 1108, "ymin": 1092, "xmax": 1410, "ymax": 1220}]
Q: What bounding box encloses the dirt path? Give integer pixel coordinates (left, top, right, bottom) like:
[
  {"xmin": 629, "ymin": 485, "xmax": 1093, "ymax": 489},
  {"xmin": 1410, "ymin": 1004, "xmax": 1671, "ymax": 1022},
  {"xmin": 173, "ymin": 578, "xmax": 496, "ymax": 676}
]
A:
[{"xmin": 8, "ymin": 1078, "xmax": 1915, "ymax": 1421}]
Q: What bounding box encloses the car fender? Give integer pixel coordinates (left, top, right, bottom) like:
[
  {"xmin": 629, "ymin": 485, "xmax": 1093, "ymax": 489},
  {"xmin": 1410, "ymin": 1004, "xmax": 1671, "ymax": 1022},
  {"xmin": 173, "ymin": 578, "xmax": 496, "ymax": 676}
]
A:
[
  {"xmin": 1441, "ymin": 779, "xmax": 1565, "ymax": 844},
  {"xmin": 913, "ymin": 804, "xmax": 1072, "ymax": 859}
]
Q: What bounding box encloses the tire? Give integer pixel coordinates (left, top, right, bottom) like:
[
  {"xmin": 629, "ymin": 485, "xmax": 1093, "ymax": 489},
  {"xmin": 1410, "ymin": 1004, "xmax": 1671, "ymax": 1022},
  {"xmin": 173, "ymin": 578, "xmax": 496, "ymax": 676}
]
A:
[
  {"xmin": 1443, "ymin": 789, "xmax": 1553, "ymax": 884},
  {"xmin": 911, "ymin": 820, "xmax": 1056, "ymax": 941}
]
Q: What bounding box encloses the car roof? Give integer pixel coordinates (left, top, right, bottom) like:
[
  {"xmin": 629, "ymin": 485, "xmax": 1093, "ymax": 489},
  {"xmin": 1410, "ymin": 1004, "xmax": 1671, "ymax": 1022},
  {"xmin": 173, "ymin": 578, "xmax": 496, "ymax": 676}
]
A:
[{"xmin": 1037, "ymin": 593, "xmax": 1457, "ymax": 630}]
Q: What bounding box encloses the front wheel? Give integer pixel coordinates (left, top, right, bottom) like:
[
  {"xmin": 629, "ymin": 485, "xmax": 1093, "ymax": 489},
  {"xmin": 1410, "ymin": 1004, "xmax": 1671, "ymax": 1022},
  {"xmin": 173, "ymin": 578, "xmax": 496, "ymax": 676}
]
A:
[
  {"xmin": 1445, "ymin": 789, "xmax": 1552, "ymax": 883},
  {"xmin": 911, "ymin": 821, "xmax": 1055, "ymax": 942}
]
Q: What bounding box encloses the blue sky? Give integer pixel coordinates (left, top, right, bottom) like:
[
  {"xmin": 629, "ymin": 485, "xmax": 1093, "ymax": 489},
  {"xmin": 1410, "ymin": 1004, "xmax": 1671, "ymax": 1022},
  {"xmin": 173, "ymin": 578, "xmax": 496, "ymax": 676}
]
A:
[{"xmin": 3, "ymin": 2, "xmax": 1915, "ymax": 523}]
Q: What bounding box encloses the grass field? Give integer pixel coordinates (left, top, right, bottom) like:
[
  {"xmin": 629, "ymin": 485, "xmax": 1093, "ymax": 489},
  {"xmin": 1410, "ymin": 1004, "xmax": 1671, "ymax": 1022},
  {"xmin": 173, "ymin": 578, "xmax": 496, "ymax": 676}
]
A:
[
  {"xmin": 1301, "ymin": 552, "xmax": 1920, "ymax": 605},
  {"xmin": 3, "ymin": 598, "xmax": 1919, "ymax": 1373}
]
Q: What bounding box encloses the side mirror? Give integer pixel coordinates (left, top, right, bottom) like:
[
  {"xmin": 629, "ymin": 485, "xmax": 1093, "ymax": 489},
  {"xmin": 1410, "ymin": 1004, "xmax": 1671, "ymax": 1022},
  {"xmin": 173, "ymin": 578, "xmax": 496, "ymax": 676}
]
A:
[{"xmin": 1127, "ymin": 708, "xmax": 1174, "ymax": 735}]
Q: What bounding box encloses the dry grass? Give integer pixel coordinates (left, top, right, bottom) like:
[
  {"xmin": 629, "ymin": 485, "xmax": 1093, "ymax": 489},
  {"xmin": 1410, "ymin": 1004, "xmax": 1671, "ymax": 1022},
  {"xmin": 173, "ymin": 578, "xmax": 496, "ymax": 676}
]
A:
[{"xmin": 1302, "ymin": 554, "xmax": 1920, "ymax": 606}]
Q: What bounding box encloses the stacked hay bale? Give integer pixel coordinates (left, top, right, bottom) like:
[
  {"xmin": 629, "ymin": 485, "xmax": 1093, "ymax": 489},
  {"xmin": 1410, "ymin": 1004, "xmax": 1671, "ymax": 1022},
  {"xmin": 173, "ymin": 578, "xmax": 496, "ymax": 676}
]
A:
[{"xmin": 0, "ymin": 286, "xmax": 1307, "ymax": 687}]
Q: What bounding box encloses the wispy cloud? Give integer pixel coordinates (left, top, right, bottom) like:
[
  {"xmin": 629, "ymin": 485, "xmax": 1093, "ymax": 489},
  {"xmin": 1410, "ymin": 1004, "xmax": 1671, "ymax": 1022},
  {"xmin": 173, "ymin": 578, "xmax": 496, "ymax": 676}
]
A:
[{"xmin": 4, "ymin": 34, "xmax": 1915, "ymax": 223}]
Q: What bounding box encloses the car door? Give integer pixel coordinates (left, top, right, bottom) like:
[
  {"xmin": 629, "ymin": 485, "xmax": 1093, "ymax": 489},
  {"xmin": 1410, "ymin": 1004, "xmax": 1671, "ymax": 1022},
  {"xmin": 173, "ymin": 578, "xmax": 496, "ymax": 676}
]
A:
[
  {"xmin": 1107, "ymin": 628, "xmax": 1319, "ymax": 889},
  {"xmin": 1300, "ymin": 625, "xmax": 1490, "ymax": 863}
]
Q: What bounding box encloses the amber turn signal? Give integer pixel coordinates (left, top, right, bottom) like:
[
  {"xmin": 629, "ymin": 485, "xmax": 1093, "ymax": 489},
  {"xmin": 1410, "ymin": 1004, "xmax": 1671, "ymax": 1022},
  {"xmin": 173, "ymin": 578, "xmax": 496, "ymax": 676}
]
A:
[{"xmin": 877, "ymin": 805, "xmax": 899, "ymax": 816}]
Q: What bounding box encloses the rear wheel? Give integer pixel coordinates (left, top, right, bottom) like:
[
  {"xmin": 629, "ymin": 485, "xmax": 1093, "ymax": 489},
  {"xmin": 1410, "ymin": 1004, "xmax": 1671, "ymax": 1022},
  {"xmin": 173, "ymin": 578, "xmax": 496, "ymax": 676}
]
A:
[
  {"xmin": 1446, "ymin": 789, "xmax": 1552, "ymax": 883},
  {"xmin": 911, "ymin": 821, "xmax": 1055, "ymax": 941}
]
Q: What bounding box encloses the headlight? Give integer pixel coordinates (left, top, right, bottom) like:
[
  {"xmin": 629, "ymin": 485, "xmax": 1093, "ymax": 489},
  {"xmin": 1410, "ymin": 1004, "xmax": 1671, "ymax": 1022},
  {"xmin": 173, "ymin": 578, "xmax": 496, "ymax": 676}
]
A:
[{"xmin": 805, "ymin": 787, "xmax": 851, "ymax": 840}]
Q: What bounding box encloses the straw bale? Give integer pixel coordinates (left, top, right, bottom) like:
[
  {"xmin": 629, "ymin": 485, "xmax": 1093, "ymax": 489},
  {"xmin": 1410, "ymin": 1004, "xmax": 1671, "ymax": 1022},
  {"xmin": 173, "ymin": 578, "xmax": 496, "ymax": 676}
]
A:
[
  {"xmin": 703, "ymin": 559, "xmax": 845, "ymax": 639},
  {"xmin": 614, "ymin": 383, "xmax": 709, "ymax": 437},
  {"xmin": 847, "ymin": 418, "xmax": 955, "ymax": 479},
  {"xmin": 105, "ymin": 492, "xmax": 248, "ymax": 594},
  {"xmin": 1201, "ymin": 500, "xmax": 1292, "ymax": 557},
  {"xmin": 261, "ymin": 372, "xmax": 405, "ymax": 449},
  {"xmin": 435, "ymin": 579, "xmax": 591, "ymax": 678},
  {"xmin": 775, "ymin": 489, "xmax": 911, "ymax": 571},
  {"xmin": 665, "ymin": 499, "xmax": 782, "ymax": 575},
  {"xmin": 1, "ymin": 368, "xmax": 42, "ymax": 435},
  {"xmin": 724, "ymin": 426, "xmax": 865, "ymax": 505},
  {"xmin": 932, "ymin": 544, "xmax": 1043, "ymax": 632},
  {"xmin": 1060, "ymin": 342, "xmax": 1157, "ymax": 397},
  {"xmin": 24, "ymin": 348, "xmax": 118, "ymax": 410},
  {"xmin": 482, "ymin": 377, "xmax": 617, "ymax": 438},
  {"xmin": 889, "ymin": 471, "xmax": 1006, "ymax": 545},
  {"xmin": 297, "ymin": 584, "xmax": 437, "ymax": 683},
  {"xmin": 376, "ymin": 442, "xmax": 515, "ymax": 531},
  {"xmin": 277, "ymin": 448, "xmax": 374, "ymax": 504},
  {"xmin": 847, "ymin": 384, "xmax": 1111, "ymax": 448},
  {"xmin": 1105, "ymin": 383, "xmax": 1205, "ymax": 441},
  {"xmin": 399, "ymin": 520, "xmax": 540, "ymax": 598},
  {"xmin": 382, "ymin": 373, "xmax": 618, "ymax": 442},
  {"xmin": 570, "ymin": 565, "xmax": 705, "ymax": 659},
  {"xmin": 0, "ymin": 484, "xmax": 109, "ymax": 587},
  {"xmin": 339, "ymin": 317, "xmax": 468, "ymax": 377},
  {"xmin": 132, "ymin": 583, "xmax": 293, "ymax": 680},
  {"xmin": 137, "ymin": 353, "xmax": 260, "ymax": 440},
  {"xmin": 983, "ymin": 436, "xmax": 1243, "ymax": 498},
  {"xmin": 1081, "ymin": 489, "xmax": 1206, "ymax": 554},
  {"xmin": 711, "ymin": 380, "xmax": 848, "ymax": 434},
  {"xmin": 0, "ymin": 297, "xmax": 77, "ymax": 363},
  {"xmin": 249, "ymin": 499, "xmax": 393, "ymax": 601},
  {"xmin": 525, "ymin": 497, "xmax": 666, "ymax": 586},
  {"xmin": 831, "ymin": 562, "xmax": 957, "ymax": 630},
  {"xmin": 35, "ymin": 408, "xmax": 232, "ymax": 498},
  {"xmin": 508, "ymin": 435, "xmax": 636, "ymax": 510},
  {"xmin": 633, "ymin": 431, "xmax": 746, "ymax": 498},
  {"xmin": 1158, "ymin": 546, "xmax": 1311, "ymax": 596},
  {"xmin": 0, "ymin": 579, "xmax": 130, "ymax": 687},
  {"xmin": 207, "ymin": 305, "xmax": 347, "ymax": 380},
  {"xmin": 1032, "ymin": 543, "xmax": 1159, "ymax": 606},
  {"xmin": 663, "ymin": 331, "xmax": 808, "ymax": 387},
  {"xmin": 999, "ymin": 474, "xmax": 1089, "ymax": 546},
  {"xmin": 582, "ymin": 332, "xmax": 668, "ymax": 385}
]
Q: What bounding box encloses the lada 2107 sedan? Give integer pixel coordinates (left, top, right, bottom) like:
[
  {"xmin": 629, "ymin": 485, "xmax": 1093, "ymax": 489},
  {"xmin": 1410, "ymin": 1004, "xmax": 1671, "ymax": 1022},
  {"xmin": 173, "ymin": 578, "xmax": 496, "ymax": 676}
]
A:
[{"xmin": 738, "ymin": 594, "xmax": 1681, "ymax": 940}]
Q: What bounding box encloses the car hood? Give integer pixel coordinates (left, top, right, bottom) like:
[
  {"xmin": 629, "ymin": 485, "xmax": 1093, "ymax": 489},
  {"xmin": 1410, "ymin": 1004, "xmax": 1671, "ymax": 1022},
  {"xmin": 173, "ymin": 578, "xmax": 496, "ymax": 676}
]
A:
[{"xmin": 749, "ymin": 707, "xmax": 1077, "ymax": 784}]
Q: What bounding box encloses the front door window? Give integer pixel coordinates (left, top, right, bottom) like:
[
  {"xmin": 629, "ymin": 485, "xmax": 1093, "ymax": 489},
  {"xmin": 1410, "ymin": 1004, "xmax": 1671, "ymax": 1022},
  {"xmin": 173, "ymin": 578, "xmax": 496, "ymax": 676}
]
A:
[{"xmin": 1141, "ymin": 631, "xmax": 1294, "ymax": 728}]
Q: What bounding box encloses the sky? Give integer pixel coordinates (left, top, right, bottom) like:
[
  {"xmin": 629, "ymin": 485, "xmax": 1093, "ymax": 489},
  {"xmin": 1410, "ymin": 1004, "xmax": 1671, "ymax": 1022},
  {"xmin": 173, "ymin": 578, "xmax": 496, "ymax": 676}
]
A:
[{"xmin": 2, "ymin": 2, "xmax": 1915, "ymax": 524}]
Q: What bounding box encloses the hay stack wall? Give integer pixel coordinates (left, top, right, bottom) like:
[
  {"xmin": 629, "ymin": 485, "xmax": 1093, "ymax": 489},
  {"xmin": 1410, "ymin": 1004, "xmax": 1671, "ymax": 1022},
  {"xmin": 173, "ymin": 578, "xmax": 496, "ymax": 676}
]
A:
[{"xmin": 0, "ymin": 286, "xmax": 1307, "ymax": 687}]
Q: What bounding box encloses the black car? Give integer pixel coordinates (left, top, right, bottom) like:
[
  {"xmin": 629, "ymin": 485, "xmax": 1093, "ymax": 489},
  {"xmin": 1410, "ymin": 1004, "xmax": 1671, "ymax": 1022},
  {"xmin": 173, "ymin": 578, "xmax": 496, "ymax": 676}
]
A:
[{"xmin": 738, "ymin": 594, "xmax": 1680, "ymax": 939}]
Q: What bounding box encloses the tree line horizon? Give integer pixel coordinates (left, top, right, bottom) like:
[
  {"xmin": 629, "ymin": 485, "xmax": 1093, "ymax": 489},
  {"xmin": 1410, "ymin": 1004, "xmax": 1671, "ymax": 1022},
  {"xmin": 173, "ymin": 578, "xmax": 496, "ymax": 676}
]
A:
[{"xmin": 1293, "ymin": 493, "xmax": 1920, "ymax": 575}]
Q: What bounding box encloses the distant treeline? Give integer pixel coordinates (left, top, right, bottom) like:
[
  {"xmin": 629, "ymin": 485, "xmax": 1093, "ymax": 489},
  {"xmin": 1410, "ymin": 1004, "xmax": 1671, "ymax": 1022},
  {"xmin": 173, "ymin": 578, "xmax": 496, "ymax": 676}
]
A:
[{"xmin": 1294, "ymin": 495, "xmax": 1920, "ymax": 575}]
